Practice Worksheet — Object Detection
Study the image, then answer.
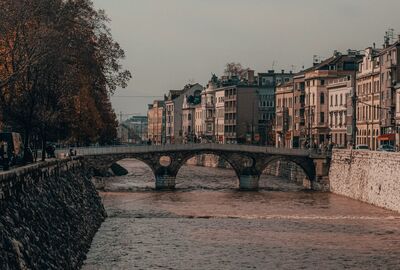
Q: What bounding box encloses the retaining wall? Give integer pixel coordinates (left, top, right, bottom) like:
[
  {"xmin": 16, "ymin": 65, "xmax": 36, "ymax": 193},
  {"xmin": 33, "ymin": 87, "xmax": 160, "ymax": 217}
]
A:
[
  {"xmin": 0, "ymin": 158, "xmax": 106, "ymax": 270},
  {"xmin": 329, "ymin": 150, "xmax": 400, "ymax": 212}
]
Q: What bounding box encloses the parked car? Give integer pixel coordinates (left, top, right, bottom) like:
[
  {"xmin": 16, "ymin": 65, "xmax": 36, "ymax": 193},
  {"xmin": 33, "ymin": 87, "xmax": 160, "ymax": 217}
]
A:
[
  {"xmin": 377, "ymin": 144, "xmax": 395, "ymax": 152},
  {"xmin": 355, "ymin": 144, "xmax": 370, "ymax": 150},
  {"xmin": 0, "ymin": 132, "xmax": 24, "ymax": 170}
]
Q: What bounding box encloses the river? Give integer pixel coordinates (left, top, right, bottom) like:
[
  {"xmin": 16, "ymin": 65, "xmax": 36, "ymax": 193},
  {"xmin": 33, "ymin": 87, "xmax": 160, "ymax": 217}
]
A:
[{"xmin": 83, "ymin": 159, "xmax": 400, "ymax": 270}]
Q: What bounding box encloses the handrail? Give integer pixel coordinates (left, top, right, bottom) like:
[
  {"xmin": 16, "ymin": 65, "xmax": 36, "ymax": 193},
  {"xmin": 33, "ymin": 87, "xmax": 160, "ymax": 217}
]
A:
[{"xmin": 54, "ymin": 143, "xmax": 323, "ymax": 158}]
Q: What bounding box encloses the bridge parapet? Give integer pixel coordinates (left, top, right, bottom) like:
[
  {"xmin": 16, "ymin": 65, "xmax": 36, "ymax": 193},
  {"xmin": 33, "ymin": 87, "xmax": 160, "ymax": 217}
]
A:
[{"xmin": 58, "ymin": 144, "xmax": 317, "ymax": 157}]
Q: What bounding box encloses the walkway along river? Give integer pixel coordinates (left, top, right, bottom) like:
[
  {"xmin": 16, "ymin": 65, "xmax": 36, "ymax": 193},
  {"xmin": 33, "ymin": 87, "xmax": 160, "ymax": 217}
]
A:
[{"xmin": 83, "ymin": 159, "xmax": 400, "ymax": 269}]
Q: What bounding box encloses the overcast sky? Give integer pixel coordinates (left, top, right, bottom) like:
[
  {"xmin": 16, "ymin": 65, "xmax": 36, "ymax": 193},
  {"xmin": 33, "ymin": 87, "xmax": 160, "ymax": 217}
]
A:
[{"xmin": 92, "ymin": 0, "xmax": 400, "ymax": 117}]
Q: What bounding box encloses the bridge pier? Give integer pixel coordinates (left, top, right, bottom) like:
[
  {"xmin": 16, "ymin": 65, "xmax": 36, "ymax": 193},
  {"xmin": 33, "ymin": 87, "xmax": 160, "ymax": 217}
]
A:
[
  {"xmin": 155, "ymin": 174, "xmax": 176, "ymax": 190},
  {"xmin": 239, "ymin": 174, "xmax": 260, "ymax": 191}
]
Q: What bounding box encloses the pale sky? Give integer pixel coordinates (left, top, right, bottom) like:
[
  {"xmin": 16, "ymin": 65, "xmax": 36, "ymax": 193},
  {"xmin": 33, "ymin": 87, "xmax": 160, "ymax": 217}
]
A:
[{"xmin": 92, "ymin": 0, "xmax": 400, "ymax": 117}]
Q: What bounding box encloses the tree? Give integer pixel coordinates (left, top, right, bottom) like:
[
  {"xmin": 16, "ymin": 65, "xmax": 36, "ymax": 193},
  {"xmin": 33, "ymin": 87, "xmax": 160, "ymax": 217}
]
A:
[{"xmin": 0, "ymin": 0, "xmax": 132, "ymax": 159}]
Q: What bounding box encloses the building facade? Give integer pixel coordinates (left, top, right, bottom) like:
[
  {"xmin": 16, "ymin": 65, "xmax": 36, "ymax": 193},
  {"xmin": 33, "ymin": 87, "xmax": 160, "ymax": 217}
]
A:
[
  {"xmin": 304, "ymin": 51, "xmax": 360, "ymax": 148},
  {"xmin": 257, "ymin": 70, "xmax": 293, "ymax": 145},
  {"xmin": 165, "ymin": 84, "xmax": 203, "ymax": 144},
  {"xmin": 147, "ymin": 100, "xmax": 165, "ymax": 145},
  {"xmin": 355, "ymin": 47, "xmax": 381, "ymax": 149},
  {"xmin": 327, "ymin": 76, "xmax": 354, "ymax": 147},
  {"xmin": 378, "ymin": 39, "xmax": 400, "ymax": 147},
  {"xmin": 275, "ymin": 82, "xmax": 294, "ymax": 148}
]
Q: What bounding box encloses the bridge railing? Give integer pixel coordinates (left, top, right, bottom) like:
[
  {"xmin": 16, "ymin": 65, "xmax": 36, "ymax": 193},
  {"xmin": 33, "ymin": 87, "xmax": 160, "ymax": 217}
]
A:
[{"xmin": 54, "ymin": 143, "xmax": 324, "ymax": 158}]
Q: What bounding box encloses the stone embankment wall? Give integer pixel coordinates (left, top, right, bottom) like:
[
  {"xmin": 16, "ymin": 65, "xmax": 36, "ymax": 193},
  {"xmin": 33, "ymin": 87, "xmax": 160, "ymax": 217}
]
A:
[
  {"xmin": 329, "ymin": 150, "xmax": 400, "ymax": 212},
  {"xmin": 0, "ymin": 158, "xmax": 106, "ymax": 270}
]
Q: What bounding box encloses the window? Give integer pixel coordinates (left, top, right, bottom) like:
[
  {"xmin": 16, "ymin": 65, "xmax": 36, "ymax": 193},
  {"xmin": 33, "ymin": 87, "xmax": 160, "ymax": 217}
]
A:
[
  {"xmin": 340, "ymin": 94, "xmax": 343, "ymax": 105},
  {"xmin": 321, "ymin": 80, "xmax": 325, "ymax": 86},
  {"xmin": 320, "ymin": 93, "xmax": 325, "ymax": 104},
  {"xmin": 320, "ymin": 112, "xmax": 325, "ymax": 123}
]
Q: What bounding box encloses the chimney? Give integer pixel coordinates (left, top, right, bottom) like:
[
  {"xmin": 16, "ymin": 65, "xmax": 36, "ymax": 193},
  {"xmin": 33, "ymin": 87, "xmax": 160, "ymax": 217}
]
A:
[{"xmin": 281, "ymin": 69, "xmax": 284, "ymax": 74}]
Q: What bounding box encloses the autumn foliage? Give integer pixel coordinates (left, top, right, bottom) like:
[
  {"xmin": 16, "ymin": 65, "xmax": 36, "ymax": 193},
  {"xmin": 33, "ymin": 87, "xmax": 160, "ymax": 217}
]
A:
[{"xmin": 0, "ymin": 0, "xmax": 131, "ymax": 149}]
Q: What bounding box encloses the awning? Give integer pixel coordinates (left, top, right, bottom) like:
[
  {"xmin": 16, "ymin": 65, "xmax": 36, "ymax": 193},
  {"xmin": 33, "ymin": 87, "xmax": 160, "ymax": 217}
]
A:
[{"xmin": 377, "ymin": 134, "xmax": 396, "ymax": 141}]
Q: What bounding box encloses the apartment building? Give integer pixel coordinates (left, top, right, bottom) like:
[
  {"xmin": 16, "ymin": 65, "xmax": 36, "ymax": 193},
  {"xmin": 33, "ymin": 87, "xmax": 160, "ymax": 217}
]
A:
[
  {"xmin": 327, "ymin": 76, "xmax": 354, "ymax": 147},
  {"xmin": 275, "ymin": 82, "xmax": 294, "ymax": 148},
  {"xmin": 355, "ymin": 47, "xmax": 381, "ymax": 149},
  {"xmin": 181, "ymin": 91, "xmax": 202, "ymax": 143},
  {"xmin": 164, "ymin": 84, "xmax": 203, "ymax": 144},
  {"xmin": 257, "ymin": 70, "xmax": 293, "ymax": 145},
  {"xmin": 378, "ymin": 38, "xmax": 400, "ymax": 147},
  {"xmin": 292, "ymin": 71, "xmax": 307, "ymax": 148},
  {"xmin": 215, "ymin": 89, "xmax": 225, "ymax": 143},
  {"xmin": 147, "ymin": 100, "xmax": 165, "ymax": 144},
  {"xmin": 304, "ymin": 51, "xmax": 361, "ymax": 147}
]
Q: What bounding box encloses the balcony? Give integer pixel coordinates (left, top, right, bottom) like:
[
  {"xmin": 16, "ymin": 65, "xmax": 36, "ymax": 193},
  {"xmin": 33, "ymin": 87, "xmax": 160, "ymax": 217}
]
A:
[
  {"xmin": 225, "ymin": 95, "xmax": 237, "ymax": 101},
  {"xmin": 225, "ymin": 107, "xmax": 236, "ymax": 113},
  {"xmin": 225, "ymin": 119, "xmax": 237, "ymax": 125}
]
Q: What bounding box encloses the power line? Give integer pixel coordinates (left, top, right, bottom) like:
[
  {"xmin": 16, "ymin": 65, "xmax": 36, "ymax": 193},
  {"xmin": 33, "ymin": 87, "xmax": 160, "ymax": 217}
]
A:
[{"xmin": 112, "ymin": 95, "xmax": 163, "ymax": 98}]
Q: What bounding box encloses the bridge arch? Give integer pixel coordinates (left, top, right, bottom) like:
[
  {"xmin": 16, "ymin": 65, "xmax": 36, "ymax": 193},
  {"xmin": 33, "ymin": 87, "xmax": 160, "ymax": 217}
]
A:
[
  {"xmin": 174, "ymin": 152, "xmax": 239, "ymax": 189},
  {"xmin": 259, "ymin": 156, "xmax": 316, "ymax": 189}
]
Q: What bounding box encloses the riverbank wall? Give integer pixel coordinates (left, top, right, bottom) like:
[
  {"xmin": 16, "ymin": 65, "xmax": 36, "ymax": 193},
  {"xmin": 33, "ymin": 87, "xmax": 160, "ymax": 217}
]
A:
[
  {"xmin": 329, "ymin": 150, "xmax": 400, "ymax": 213},
  {"xmin": 0, "ymin": 158, "xmax": 106, "ymax": 269}
]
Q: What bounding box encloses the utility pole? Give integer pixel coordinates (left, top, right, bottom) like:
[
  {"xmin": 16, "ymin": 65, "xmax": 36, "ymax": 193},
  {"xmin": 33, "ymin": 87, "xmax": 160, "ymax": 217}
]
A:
[{"xmin": 351, "ymin": 77, "xmax": 357, "ymax": 149}]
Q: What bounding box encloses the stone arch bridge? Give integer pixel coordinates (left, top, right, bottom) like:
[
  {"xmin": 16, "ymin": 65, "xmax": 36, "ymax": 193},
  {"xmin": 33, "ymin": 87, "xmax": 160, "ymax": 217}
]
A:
[{"xmin": 74, "ymin": 144, "xmax": 331, "ymax": 191}]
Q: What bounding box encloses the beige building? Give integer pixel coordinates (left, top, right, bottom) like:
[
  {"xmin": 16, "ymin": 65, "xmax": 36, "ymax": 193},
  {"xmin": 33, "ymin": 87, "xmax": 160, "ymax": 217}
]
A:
[
  {"xmin": 165, "ymin": 84, "xmax": 203, "ymax": 144},
  {"xmin": 215, "ymin": 89, "xmax": 225, "ymax": 143},
  {"xmin": 378, "ymin": 39, "xmax": 400, "ymax": 147},
  {"xmin": 356, "ymin": 47, "xmax": 381, "ymax": 149},
  {"xmin": 275, "ymin": 82, "xmax": 294, "ymax": 148},
  {"xmin": 292, "ymin": 71, "xmax": 307, "ymax": 148},
  {"xmin": 327, "ymin": 76, "xmax": 354, "ymax": 147},
  {"xmin": 304, "ymin": 51, "xmax": 361, "ymax": 147},
  {"xmin": 147, "ymin": 100, "xmax": 164, "ymax": 145},
  {"xmin": 181, "ymin": 91, "xmax": 202, "ymax": 143}
]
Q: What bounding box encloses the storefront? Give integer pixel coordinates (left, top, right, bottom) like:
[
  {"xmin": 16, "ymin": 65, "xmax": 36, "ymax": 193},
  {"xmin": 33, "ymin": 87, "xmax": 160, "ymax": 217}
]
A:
[{"xmin": 377, "ymin": 133, "xmax": 396, "ymax": 146}]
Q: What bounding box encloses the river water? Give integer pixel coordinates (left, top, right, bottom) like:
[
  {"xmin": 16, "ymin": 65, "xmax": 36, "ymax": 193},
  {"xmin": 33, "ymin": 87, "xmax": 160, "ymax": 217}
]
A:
[{"xmin": 83, "ymin": 159, "xmax": 400, "ymax": 270}]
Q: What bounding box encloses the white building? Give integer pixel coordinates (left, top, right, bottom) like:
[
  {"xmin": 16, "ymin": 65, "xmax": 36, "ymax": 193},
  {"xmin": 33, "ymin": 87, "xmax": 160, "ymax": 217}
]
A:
[{"xmin": 327, "ymin": 76, "xmax": 354, "ymax": 147}]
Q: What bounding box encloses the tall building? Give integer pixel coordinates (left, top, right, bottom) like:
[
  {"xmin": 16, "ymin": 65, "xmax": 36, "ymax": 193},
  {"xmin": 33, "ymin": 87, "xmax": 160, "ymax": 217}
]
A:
[
  {"xmin": 355, "ymin": 47, "xmax": 381, "ymax": 149},
  {"xmin": 147, "ymin": 100, "xmax": 165, "ymax": 145},
  {"xmin": 292, "ymin": 71, "xmax": 307, "ymax": 148},
  {"xmin": 215, "ymin": 89, "xmax": 225, "ymax": 143},
  {"xmin": 304, "ymin": 51, "xmax": 361, "ymax": 147},
  {"xmin": 275, "ymin": 82, "xmax": 294, "ymax": 147},
  {"xmin": 378, "ymin": 38, "xmax": 400, "ymax": 147},
  {"xmin": 257, "ymin": 70, "xmax": 293, "ymax": 145},
  {"xmin": 327, "ymin": 76, "xmax": 354, "ymax": 147},
  {"xmin": 181, "ymin": 90, "xmax": 202, "ymax": 143},
  {"xmin": 165, "ymin": 84, "xmax": 203, "ymax": 144}
]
